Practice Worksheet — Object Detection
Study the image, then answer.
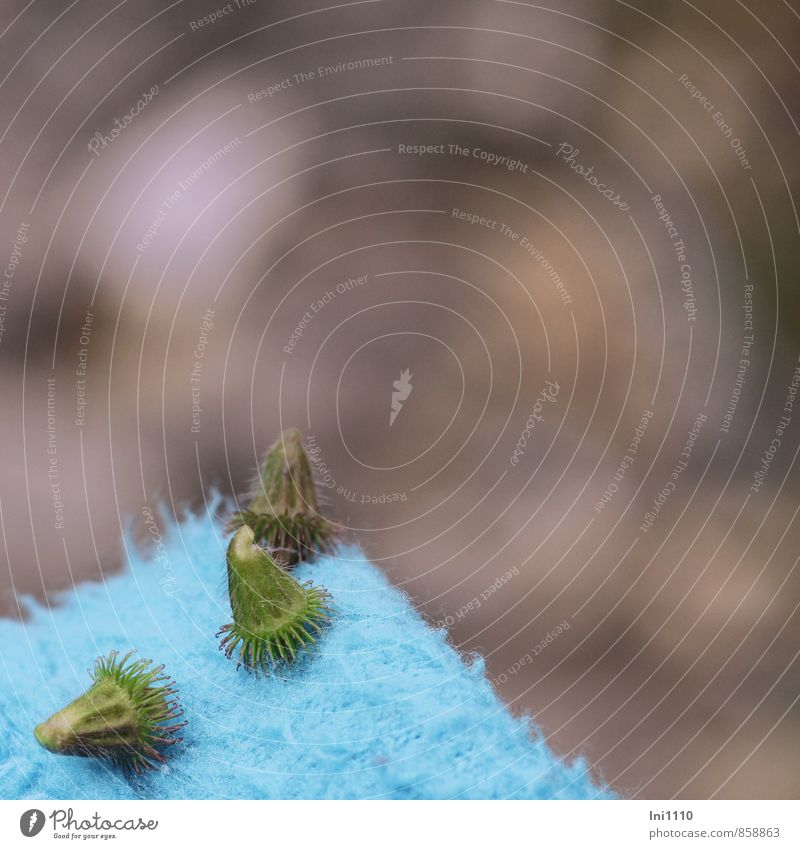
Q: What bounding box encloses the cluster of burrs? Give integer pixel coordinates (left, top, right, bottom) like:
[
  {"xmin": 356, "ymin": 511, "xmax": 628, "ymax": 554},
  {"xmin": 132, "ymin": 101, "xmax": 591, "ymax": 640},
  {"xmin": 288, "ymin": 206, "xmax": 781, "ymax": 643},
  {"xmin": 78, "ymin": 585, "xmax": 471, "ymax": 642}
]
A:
[
  {"xmin": 33, "ymin": 428, "xmax": 337, "ymax": 770},
  {"xmin": 219, "ymin": 429, "xmax": 337, "ymax": 674},
  {"xmin": 34, "ymin": 650, "xmax": 186, "ymax": 773}
]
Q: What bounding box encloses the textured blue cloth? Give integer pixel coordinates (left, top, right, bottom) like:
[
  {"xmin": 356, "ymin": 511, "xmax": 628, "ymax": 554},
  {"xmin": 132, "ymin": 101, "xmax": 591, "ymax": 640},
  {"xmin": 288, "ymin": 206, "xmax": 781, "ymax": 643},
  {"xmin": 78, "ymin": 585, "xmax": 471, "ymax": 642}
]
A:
[{"xmin": 0, "ymin": 505, "xmax": 610, "ymax": 799}]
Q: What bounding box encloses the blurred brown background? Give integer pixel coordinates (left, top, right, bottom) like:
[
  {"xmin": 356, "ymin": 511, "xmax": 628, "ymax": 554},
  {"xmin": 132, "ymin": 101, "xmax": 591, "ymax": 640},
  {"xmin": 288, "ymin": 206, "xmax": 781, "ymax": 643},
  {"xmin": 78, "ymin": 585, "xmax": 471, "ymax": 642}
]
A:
[{"xmin": 1, "ymin": 0, "xmax": 799, "ymax": 798}]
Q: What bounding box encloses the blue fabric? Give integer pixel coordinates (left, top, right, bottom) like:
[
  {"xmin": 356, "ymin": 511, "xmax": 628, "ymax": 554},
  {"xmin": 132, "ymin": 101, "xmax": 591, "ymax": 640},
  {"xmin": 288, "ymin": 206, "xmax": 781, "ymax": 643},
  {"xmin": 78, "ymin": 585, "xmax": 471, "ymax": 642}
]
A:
[{"xmin": 0, "ymin": 504, "xmax": 611, "ymax": 799}]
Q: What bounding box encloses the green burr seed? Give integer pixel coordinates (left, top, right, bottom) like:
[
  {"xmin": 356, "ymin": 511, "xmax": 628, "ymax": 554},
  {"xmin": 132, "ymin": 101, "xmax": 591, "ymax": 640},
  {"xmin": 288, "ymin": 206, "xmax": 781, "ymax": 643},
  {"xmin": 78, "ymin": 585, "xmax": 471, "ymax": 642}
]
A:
[
  {"xmin": 34, "ymin": 651, "xmax": 186, "ymax": 773},
  {"xmin": 217, "ymin": 525, "xmax": 332, "ymax": 674},
  {"xmin": 230, "ymin": 427, "xmax": 338, "ymax": 566}
]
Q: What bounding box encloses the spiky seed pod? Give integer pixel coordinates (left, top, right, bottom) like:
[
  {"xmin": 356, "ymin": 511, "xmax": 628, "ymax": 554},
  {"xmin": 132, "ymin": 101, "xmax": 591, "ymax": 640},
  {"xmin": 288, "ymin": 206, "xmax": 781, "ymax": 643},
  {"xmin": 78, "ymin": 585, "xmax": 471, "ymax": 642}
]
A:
[
  {"xmin": 33, "ymin": 651, "xmax": 186, "ymax": 773},
  {"xmin": 217, "ymin": 525, "xmax": 332, "ymax": 675},
  {"xmin": 229, "ymin": 427, "xmax": 338, "ymax": 567}
]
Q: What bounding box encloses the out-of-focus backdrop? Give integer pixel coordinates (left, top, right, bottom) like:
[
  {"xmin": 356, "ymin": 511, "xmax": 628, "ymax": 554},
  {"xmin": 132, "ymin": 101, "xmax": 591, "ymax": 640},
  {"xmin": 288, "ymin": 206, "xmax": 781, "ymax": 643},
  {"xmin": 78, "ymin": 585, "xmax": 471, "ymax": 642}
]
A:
[{"xmin": 1, "ymin": 0, "xmax": 799, "ymax": 799}]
